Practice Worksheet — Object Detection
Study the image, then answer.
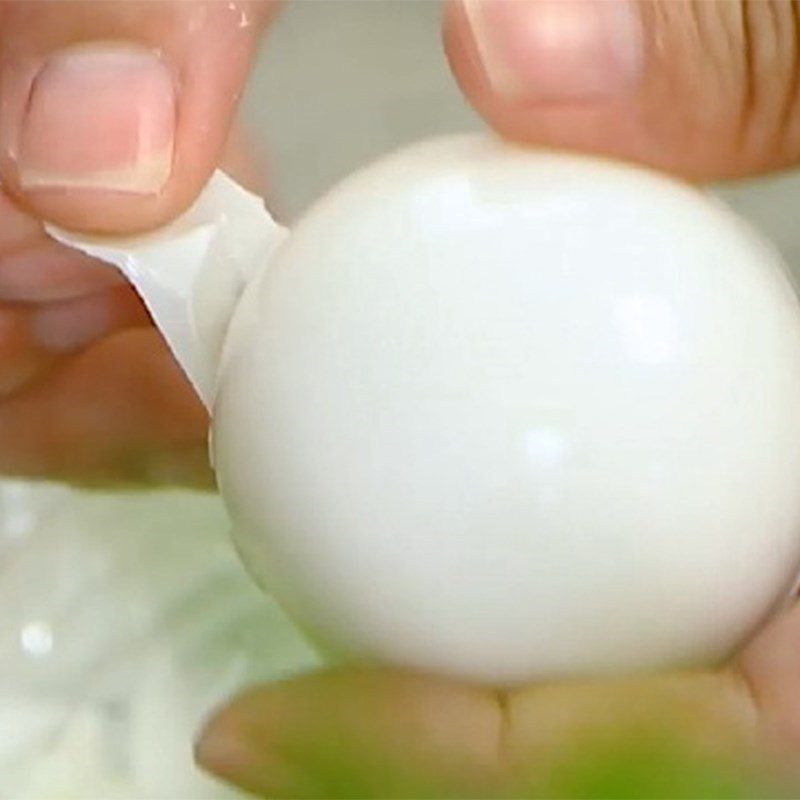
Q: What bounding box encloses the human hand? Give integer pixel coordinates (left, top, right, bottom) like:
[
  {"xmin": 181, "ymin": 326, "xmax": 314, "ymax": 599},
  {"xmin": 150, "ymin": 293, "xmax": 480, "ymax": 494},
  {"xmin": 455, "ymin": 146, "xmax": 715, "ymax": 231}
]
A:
[
  {"xmin": 195, "ymin": 1, "xmax": 800, "ymax": 796},
  {"xmin": 0, "ymin": 0, "xmax": 275, "ymax": 486},
  {"xmin": 195, "ymin": 600, "xmax": 800, "ymax": 798},
  {"xmin": 2, "ymin": 0, "xmax": 789, "ymax": 486}
]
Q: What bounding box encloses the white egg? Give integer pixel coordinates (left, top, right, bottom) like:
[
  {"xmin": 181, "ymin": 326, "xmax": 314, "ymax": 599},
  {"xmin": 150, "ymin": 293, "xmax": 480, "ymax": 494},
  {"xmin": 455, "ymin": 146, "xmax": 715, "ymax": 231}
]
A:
[{"xmin": 212, "ymin": 135, "xmax": 800, "ymax": 685}]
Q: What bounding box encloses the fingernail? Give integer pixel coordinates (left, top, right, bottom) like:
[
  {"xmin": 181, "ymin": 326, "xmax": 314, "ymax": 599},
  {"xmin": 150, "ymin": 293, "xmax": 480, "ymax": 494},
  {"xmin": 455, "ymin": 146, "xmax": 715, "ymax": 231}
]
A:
[
  {"xmin": 463, "ymin": 0, "xmax": 643, "ymax": 101},
  {"xmin": 18, "ymin": 44, "xmax": 175, "ymax": 194}
]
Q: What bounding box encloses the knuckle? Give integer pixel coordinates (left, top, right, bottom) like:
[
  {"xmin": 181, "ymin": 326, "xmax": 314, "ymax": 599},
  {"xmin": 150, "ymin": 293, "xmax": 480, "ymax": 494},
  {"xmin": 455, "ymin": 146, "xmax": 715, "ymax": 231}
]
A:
[{"xmin": 643, "ymin": 0, "xmax": 800, "ymax": 174}]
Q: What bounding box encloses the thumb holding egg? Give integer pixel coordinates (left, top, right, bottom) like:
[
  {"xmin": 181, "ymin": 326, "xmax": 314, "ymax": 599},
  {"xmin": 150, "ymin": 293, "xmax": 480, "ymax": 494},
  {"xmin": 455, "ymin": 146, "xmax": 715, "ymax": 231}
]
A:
[{"xmin": 445, "ymin": 0, "xmax": 800, "ymax": 181}]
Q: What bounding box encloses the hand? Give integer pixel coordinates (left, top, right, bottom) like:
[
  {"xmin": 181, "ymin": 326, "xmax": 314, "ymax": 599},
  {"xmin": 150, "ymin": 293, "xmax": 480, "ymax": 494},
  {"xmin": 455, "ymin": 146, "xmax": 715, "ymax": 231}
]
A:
[
  {"xmin": 0, "ymin": 1, "xmax": 276, "ymax": 486},
  {"xmin": 195, "ymin": 600, "xmax": 800, "ymax": 798},
  {"xmin": 196, "ymin": 1, "xmax": 800, "ymax": 796},
  {"xmin": 0, "ymin": 0, "xmax": 791, "ymax": 485}
]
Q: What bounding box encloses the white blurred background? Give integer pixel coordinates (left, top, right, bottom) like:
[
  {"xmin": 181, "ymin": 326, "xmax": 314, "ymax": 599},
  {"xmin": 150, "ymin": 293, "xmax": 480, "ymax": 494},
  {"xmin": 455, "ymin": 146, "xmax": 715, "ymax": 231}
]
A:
[{"xmin": 5, "ymin": 2, "xmax": 800, "ymax": 797}]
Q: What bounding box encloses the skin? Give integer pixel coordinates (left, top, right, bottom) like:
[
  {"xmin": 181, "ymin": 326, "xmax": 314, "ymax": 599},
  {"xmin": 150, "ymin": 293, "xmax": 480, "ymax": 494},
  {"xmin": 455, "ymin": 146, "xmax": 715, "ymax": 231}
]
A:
[
  {"xmin": 195, "ymin": 601, "xmax": 800, "ymax": 797},
  {"xmin": 4, "ymin": 0, "xmax": 800, "ymax": 794}
]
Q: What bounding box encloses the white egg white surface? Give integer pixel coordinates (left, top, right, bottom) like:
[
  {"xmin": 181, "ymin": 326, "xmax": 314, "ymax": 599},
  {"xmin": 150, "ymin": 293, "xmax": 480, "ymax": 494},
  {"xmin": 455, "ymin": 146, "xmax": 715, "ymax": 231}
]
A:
[{"xmin": 213, "ymin": 135, "xmax": 800, "ymax": 684}]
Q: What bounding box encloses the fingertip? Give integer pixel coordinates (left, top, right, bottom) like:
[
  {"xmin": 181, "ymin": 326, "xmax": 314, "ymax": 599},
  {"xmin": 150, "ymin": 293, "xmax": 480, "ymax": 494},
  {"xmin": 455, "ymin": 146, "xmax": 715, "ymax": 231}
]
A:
[
  {"xmin": 195, "ymin": 683, "xmax": 322, "ymax": 799},
  {"xmin": 442, "ymin": 0, "xmax": 667, "ymax": 173},
  {"xmin": 196, "ymin": 669, "xmax": 504, "ymax": 798},
  {"xmin": 0, "ymin": 1, "xmax": 276, "ymax": 233},
  {"xmin": 443, "ymin": 0, "xmax": 800, "ymax": 181},
  {"xmin": 194, "ymin": 703, "xmax": 266, "ymax": 792}
]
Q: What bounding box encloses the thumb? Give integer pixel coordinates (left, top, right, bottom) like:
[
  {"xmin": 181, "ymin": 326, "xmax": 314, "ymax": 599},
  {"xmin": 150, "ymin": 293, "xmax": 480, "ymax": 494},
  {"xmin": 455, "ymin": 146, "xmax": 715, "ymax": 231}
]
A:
[
  {"xmin": 444, "ymin": 0, "xmax": 799, "ymax": 180},
  {"xmin": 0, "ymin": 0, "xmax": 276, "ymax": 233}
]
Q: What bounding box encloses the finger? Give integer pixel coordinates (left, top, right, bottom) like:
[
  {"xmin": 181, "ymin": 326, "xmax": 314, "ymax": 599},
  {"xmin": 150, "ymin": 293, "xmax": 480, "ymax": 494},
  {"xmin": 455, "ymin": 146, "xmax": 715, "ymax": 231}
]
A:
[
  {"xmin": 196, "ymin": 667, "xmax": 770, "ymax": 799},
  {"xmin": 0, "ymin": 190, "xmax": 124, "ymax": 303},
  {"xmin": 0, "ymin": 285, "xmax": 147, "ymax": 401},
  {"xmin": 28, "ymin": 284, "xmax": 150, "ymax": 354},
  {"xmin": 0, "ymin": 327, "xmax": 209, "ymax": 486},
  {"xmin": 0, "ymin": 117, "xmax": 264, "ymax": 318},
  {"xmin": 0, "ymin": 242, "xmax": 123, "ymax": 303},
  {"xmin": 443, "ymin": 0, "xmax": 800, "ymax": 180},
  {"xmin": 507, "ymin": 672, "xmax": 762, "ymax": 795},
  {"xmin": 195, "ymin": 669, "xmax": 504, "ymax": 798},
  {"xmin": 0, "ymin": 306, "xmax": 50, "ymax": 396},
  {"xmin": 739, "ymin": 598, "xmax": 800, "ymax": 766},
  {"xmin": 0, "ymin": 0, "xmax": 277, "ymax": 233}
]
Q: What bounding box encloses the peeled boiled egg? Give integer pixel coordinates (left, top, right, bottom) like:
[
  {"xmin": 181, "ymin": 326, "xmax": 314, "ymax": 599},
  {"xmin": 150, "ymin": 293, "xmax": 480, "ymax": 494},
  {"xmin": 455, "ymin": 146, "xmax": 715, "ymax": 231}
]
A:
[{"xmin": 210, "ymin": 135, "xmax": 800, "ymax": 684}]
